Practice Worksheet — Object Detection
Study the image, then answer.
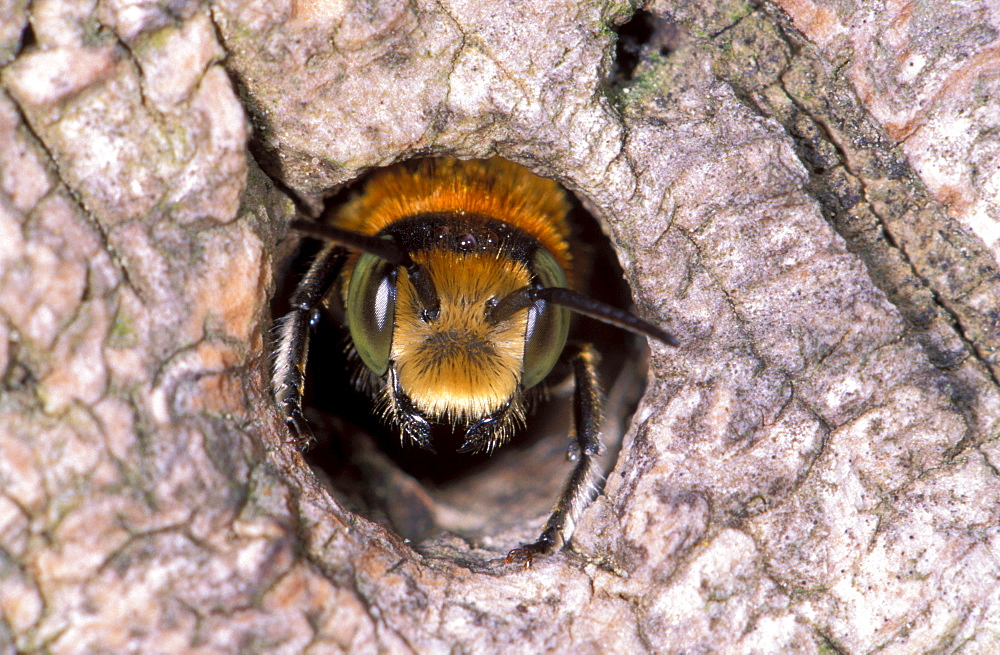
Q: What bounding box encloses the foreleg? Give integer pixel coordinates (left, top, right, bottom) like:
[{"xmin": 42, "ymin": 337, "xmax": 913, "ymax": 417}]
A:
[
  {"xmin": 271, "ymin": 242, "xmax": 342, "ymax": 446},
  {"xmin": 506, "ymin": 344, "xmax": 604, "ymax": 564}
]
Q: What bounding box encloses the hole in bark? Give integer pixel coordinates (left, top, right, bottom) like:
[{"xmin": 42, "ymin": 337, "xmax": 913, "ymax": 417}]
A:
[
  {"xmin": 2, "ymin": 342, "xmax": 33, "ymax": 393},
  {"xmin": 18, "ymin": 21, "xmax": 36, "ymax": 53},
  {"xmin": 272, "ymin": 161, "xmax": 648, "ymax": 558},
  {"xmin": 612, "ymin": 10, "xmax": 681, "ymax": 84}
]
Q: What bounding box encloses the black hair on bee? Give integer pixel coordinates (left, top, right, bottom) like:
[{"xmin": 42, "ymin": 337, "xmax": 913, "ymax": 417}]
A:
[{"xmin": 272, "ymin": 158, "xmax": 676, "ymax": 563}]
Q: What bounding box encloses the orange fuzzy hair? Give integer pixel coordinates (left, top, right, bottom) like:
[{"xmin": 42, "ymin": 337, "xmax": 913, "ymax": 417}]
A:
[
  {"xmin": 390, "ymin": 250, "xmax": 531, "ymax": 426},
  {"xmin": 332, "ymin": 158, "xmax": 573, "ymax": 276}
]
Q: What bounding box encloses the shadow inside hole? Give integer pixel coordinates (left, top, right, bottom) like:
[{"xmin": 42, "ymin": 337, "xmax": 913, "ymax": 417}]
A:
[
  {"xmin": 612, "ymin": 9, "xmax": 682, "ymax": 85},
  {"xmin": 18, "ymin": 20, "xmax": 36, "ymax": 53},
  {"xmin": 273, "ymin": 171, "xmax": 650, "ymax": 557}
]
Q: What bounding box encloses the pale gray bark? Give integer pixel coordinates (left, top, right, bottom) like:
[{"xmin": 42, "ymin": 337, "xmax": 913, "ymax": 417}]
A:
[{"xmin": 1, "ymin": 0, "xmax": 999, "ymax": 652}]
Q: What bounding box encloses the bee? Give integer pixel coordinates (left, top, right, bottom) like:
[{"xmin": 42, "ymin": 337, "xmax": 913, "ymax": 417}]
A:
[{"xmin": 272, "ymin": 158, "xmax": 676, "ymax": 562}]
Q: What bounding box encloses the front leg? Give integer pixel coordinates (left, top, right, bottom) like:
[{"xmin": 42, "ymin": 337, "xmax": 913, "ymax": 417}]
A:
[
  {"xmin": 272, "ymin": 309, "xmax": 313, "ymax": 445},
  {"xmin": 271, "ymin": 242, "xmax": 343, "ymax": 447},
  {"xmin": 506, "ymin": 343, "xmax": 604, "ymax": 564}
]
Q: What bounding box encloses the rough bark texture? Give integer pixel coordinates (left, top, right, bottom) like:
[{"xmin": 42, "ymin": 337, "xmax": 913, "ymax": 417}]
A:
[{"xmin": 1, "ymin": 0, "xmax": 999, "ymax": 652}]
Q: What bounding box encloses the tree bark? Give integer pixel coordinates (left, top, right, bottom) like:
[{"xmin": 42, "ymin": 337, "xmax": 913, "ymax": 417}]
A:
[{"xmin": 1, "ymin": 0, "xmax": 999, "ymax": 652}]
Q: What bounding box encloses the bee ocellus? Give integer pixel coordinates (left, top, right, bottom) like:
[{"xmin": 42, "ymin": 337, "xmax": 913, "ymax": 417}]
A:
[{"xmin": 272, "ymin": 158, "xmax": 676, "ymax": 563}]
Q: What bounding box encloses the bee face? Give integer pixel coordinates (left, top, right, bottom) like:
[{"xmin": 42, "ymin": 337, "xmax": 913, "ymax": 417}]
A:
[{"xmin": 391, "ymin": 250, "xmax": 531, "ymax": 424}]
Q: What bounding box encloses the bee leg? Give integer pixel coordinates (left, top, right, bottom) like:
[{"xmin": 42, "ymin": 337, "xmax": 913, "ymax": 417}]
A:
[
  {"xmin": 506, "ymin": 344, "xmax": 603, "ymax": 565},
  {"xmin": 272, "ymin": 243, "xmax": 343, "ymax": 448}
]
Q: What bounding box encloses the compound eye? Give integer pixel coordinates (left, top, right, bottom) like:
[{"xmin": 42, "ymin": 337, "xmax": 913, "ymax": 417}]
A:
[
  {"xmin": 346, "ymin": 252, "xmax": 397, "ymax": 376},
  {"xmin": 521, "ymin": 249, "xmax": 571, "ymax": 389}
]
